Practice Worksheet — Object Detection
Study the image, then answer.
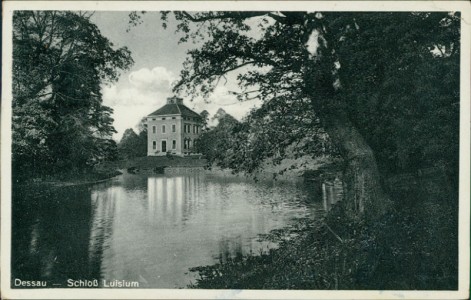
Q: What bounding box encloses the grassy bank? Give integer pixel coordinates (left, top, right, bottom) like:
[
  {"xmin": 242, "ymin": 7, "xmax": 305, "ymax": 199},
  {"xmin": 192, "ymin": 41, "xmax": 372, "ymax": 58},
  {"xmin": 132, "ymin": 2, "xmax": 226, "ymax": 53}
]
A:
[{"xmin": 188, "ymin": 172, "xmax": 458, "ymax": 290}]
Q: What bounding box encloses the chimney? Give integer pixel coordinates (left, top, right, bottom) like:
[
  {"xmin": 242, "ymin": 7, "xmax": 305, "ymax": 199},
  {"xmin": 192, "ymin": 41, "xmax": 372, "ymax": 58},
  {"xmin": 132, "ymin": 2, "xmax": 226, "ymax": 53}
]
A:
[{"xmin": 167, "ymin": 96, "xmax": 183, "ymax": 105}]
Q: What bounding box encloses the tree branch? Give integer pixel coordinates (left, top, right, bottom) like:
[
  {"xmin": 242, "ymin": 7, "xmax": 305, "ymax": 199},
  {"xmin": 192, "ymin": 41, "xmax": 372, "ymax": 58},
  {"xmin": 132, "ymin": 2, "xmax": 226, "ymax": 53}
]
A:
[
  {"xmin": 174, "ymin": 60, "xmax": 270, "ymax": 91},
  {"xmin": 179, "ymin": 11, "xmax": 298, "ymax": 25},
  {"xmin": 181, "ymin": 11, "xmax": 270, "ymax": 22},
  {"xmin": 221, "ymin": 60, "xmax": 259, "ymax": 74}
]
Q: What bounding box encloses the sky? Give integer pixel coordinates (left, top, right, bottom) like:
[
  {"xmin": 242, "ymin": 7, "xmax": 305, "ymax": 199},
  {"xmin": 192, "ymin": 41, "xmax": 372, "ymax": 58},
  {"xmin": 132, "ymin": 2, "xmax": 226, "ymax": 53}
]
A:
[{"xmin": 90, "ymin": 12, "xmax": 262, "ymax": 140}]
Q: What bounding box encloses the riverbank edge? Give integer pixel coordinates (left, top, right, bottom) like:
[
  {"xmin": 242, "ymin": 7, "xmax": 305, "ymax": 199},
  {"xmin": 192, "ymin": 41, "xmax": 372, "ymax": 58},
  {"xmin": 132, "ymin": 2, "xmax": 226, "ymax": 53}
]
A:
[
  {"xmin": 12, "ymin": 156, "xmax": 208, "ymax": 187},
  {"xmin": 13, "ymin": 169, "xmax": 123, "ymax": 188},
  {"xmin": 14, "ymin": 154, "xmax": 342, "ymax": 188}
]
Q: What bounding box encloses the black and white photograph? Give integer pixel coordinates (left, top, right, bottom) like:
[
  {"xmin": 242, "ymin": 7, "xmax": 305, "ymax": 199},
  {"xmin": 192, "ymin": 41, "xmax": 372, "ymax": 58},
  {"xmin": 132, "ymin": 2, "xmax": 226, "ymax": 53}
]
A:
[{"xmin": 1, "ymin": 1, "xmax": 470, "ymax": 299}]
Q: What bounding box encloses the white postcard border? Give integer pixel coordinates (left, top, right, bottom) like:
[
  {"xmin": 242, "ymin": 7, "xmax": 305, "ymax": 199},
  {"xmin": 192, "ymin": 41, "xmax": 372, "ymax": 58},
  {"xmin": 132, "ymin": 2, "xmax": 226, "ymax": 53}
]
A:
[{"xmin": 1, "ymin": 1, "xmax": 470, "ymax": 299}]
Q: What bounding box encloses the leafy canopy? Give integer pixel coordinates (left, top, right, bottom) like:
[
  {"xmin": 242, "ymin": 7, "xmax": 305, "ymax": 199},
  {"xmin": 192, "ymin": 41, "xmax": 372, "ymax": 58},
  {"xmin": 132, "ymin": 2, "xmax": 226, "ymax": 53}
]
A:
[
  {"xmin": 163, "ymin": 11, "xmax": 459, "ymax": 175},
  {"xmin": 12, "ymin": 11, "xmax": 133, "ymax": 178}
]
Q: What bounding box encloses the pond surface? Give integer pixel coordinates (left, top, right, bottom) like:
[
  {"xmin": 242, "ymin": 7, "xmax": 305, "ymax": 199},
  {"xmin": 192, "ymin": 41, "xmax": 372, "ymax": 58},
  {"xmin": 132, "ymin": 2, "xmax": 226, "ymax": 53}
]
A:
[{"xmin": 11, "ymin": 171, "xmax": 342, "ymax": 288}]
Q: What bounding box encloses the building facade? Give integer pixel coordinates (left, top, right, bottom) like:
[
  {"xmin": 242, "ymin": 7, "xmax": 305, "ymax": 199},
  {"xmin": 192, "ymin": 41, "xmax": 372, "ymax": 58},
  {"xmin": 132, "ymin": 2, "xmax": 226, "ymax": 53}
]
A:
[{"xmin": 147, "ymin": 96, "xmax": 202, "ymax": 156}]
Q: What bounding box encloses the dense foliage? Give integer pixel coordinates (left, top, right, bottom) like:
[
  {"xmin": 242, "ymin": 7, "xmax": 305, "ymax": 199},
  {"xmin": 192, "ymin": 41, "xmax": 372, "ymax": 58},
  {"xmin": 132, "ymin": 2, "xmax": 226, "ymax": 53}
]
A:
[
  {"xmin": 12, "ymin": 11, "xmax": 133, "ymax": 180},
  {"xmin": 168, "ymin": 11, "xmax": 459, "ymax": 175},
  {"xmin": 196, "ymin": 105, "xmax": 334, "ymax": 174},
  {"xmin": 117, "ymin": 128, "xmax": 147, "ymax": 159},
  {"xmin": 332, "ymin": 13, "xmax": 460, "ymax": 176},
  {"xmin": 164, "ymin": 11, "xmax": 459, "ymax": 217},
  {"xmin": 194, "ymin": 109, "xmax": 241, "ymax": 167}
]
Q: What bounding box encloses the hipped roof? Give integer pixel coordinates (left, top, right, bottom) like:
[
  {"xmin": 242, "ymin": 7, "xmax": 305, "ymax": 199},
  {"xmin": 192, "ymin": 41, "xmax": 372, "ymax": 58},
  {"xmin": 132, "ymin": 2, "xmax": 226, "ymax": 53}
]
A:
[{"xmin": 148, "ymin": 103, "xmax": 202, "ymax": 119}]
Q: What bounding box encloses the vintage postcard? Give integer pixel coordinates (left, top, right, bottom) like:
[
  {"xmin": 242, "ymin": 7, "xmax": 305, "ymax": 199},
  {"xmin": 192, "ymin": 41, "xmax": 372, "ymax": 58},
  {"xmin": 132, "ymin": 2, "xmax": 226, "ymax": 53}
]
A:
[{"xmin": 1, "ymin": 1, "xmax": 470, "ymax": 299}]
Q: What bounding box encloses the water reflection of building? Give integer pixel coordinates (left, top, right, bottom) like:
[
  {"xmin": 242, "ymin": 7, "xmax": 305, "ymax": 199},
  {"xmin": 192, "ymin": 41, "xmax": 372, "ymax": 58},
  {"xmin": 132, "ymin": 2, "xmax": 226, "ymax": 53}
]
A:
[{"xmin": 147, "ymin": 175, "xmax": 204, "ymax": 226}]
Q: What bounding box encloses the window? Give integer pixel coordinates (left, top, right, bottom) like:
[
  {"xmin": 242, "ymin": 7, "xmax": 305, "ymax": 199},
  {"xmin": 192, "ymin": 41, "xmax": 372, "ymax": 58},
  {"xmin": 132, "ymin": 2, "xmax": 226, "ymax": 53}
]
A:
[
  {"xmin": 189, "ymin": 139, "xmax": 192, "ymax": 148},
  {"xmin": 193, "ymin": 125, "xmax": 196, "ymax": 134},
  {"xmin": 162, "ymin": 117, "xmax": 166, "ymax": 120},
  {"xmin": 172, "ymin": 140, "xmax": 176, "ymax": 150},
  {"xmin": 162, "ymin": 125, "xmax": 166, "ymax": 133},
  {"xmin": 183, "ymin": 139, "xmax": 187, "ymax": 149},
  {"xmin": 152, "ymin": 118, "xmax": 156, "ymax": 121},
  {"xmin": 172, "ymin": 117, "xmax": 176, "ymax": 119},
  {"xmin": 196, "ymin": 126, "xmax": 199, "ymax": 134},
  {"xmin": 152, "ymin": 141, "xmax": 156, "ymax": 150},
  {"xmin": 172, "ymin": 124, "xmax": 176, "ymax": 132},
  {"xmin": 152, "ymin": 126, "xmax": 156, "ymax": 134}
]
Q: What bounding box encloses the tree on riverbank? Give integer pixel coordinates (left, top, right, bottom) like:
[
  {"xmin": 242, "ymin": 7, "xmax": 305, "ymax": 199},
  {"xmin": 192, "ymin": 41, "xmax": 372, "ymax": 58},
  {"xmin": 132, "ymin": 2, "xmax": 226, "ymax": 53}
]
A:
[
  {"xmin": 12, "ymin": 11, "xmax": 133, "ymax": 180},
  {"xmin": 195, "ymin": 109, "xmax": 240, "ymax": 166},
  {"xmin": 161, "ymin": 12, "xmax": 459, "ymax": 220},
  {"xmin": 118, "ymin": 128, "xmax": 147, "ymax": 159}
]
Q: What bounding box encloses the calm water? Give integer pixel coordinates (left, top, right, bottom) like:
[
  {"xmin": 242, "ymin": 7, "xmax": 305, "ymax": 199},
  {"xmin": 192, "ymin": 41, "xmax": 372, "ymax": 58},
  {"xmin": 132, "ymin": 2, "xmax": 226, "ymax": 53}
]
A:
[{"xmin": 12, "ymin": 171, "xmax": 342, "ymax": 288}]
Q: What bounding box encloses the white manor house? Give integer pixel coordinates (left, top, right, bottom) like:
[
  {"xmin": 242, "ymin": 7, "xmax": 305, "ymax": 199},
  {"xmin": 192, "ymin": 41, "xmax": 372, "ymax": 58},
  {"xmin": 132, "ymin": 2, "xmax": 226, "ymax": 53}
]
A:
[{"xmin": 146, "ymin": 96, "xmax": 203, "ymax": 156}]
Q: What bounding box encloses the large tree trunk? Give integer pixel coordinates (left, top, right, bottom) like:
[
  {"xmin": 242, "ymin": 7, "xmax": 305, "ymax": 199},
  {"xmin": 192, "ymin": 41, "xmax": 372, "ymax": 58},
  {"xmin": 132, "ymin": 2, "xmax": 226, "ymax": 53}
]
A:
[
  {"xmin": 301, "ymin": 19, "xmax": 392, "ymax": 219},
  {"xmin": 322, "ymin": 111, "xmax": 392, "ymax": 220},
  {"xmin": 303, "ymin": 41, "xmax": 391, "ymax": 219}
]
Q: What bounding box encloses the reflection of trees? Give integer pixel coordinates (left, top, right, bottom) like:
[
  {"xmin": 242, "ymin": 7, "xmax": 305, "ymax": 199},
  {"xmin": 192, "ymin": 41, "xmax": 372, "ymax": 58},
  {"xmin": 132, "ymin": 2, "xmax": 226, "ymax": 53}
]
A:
[
  {"xmin": 249, "ymin": 178, "xmax": 344, "ymax": 216},
  {"xmin": 88, "ymin": 187, "xmax": 118, "ymax": 279},
  {"xmin": 11, "ymin": 186, "xmax": 97, "ymax": 283},
  {"xmin": 117, "ymin": 173, "xmax": 148, "ymax": 190},
  {"xmin": 215, "ymin": 236, "xmax": 274, "ymax": 263},
  {"xmin": 322, "ymin": 179, "xmax": 343, "ymax": 211},
  {"xmin": 216, "ymin": 236, "xmax": 243, "ymax": 263}
]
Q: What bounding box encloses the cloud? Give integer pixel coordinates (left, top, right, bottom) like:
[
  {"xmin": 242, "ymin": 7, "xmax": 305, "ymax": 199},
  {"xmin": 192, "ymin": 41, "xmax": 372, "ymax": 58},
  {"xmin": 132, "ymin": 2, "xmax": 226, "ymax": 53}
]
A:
[
  {"xmin": 102, "ymin": 84, "xmax": 173, "ymax": 106},
  {"xmin": 103, "ymin": 66, "xmax": 176, "ymax": 107},
  {"xmin": 208, "ymin": 86, "xmax": 239, "ymax": 106},
  {"xmin": 129, "ymin": 66, "xmax": 176, "ymax": 91}
]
